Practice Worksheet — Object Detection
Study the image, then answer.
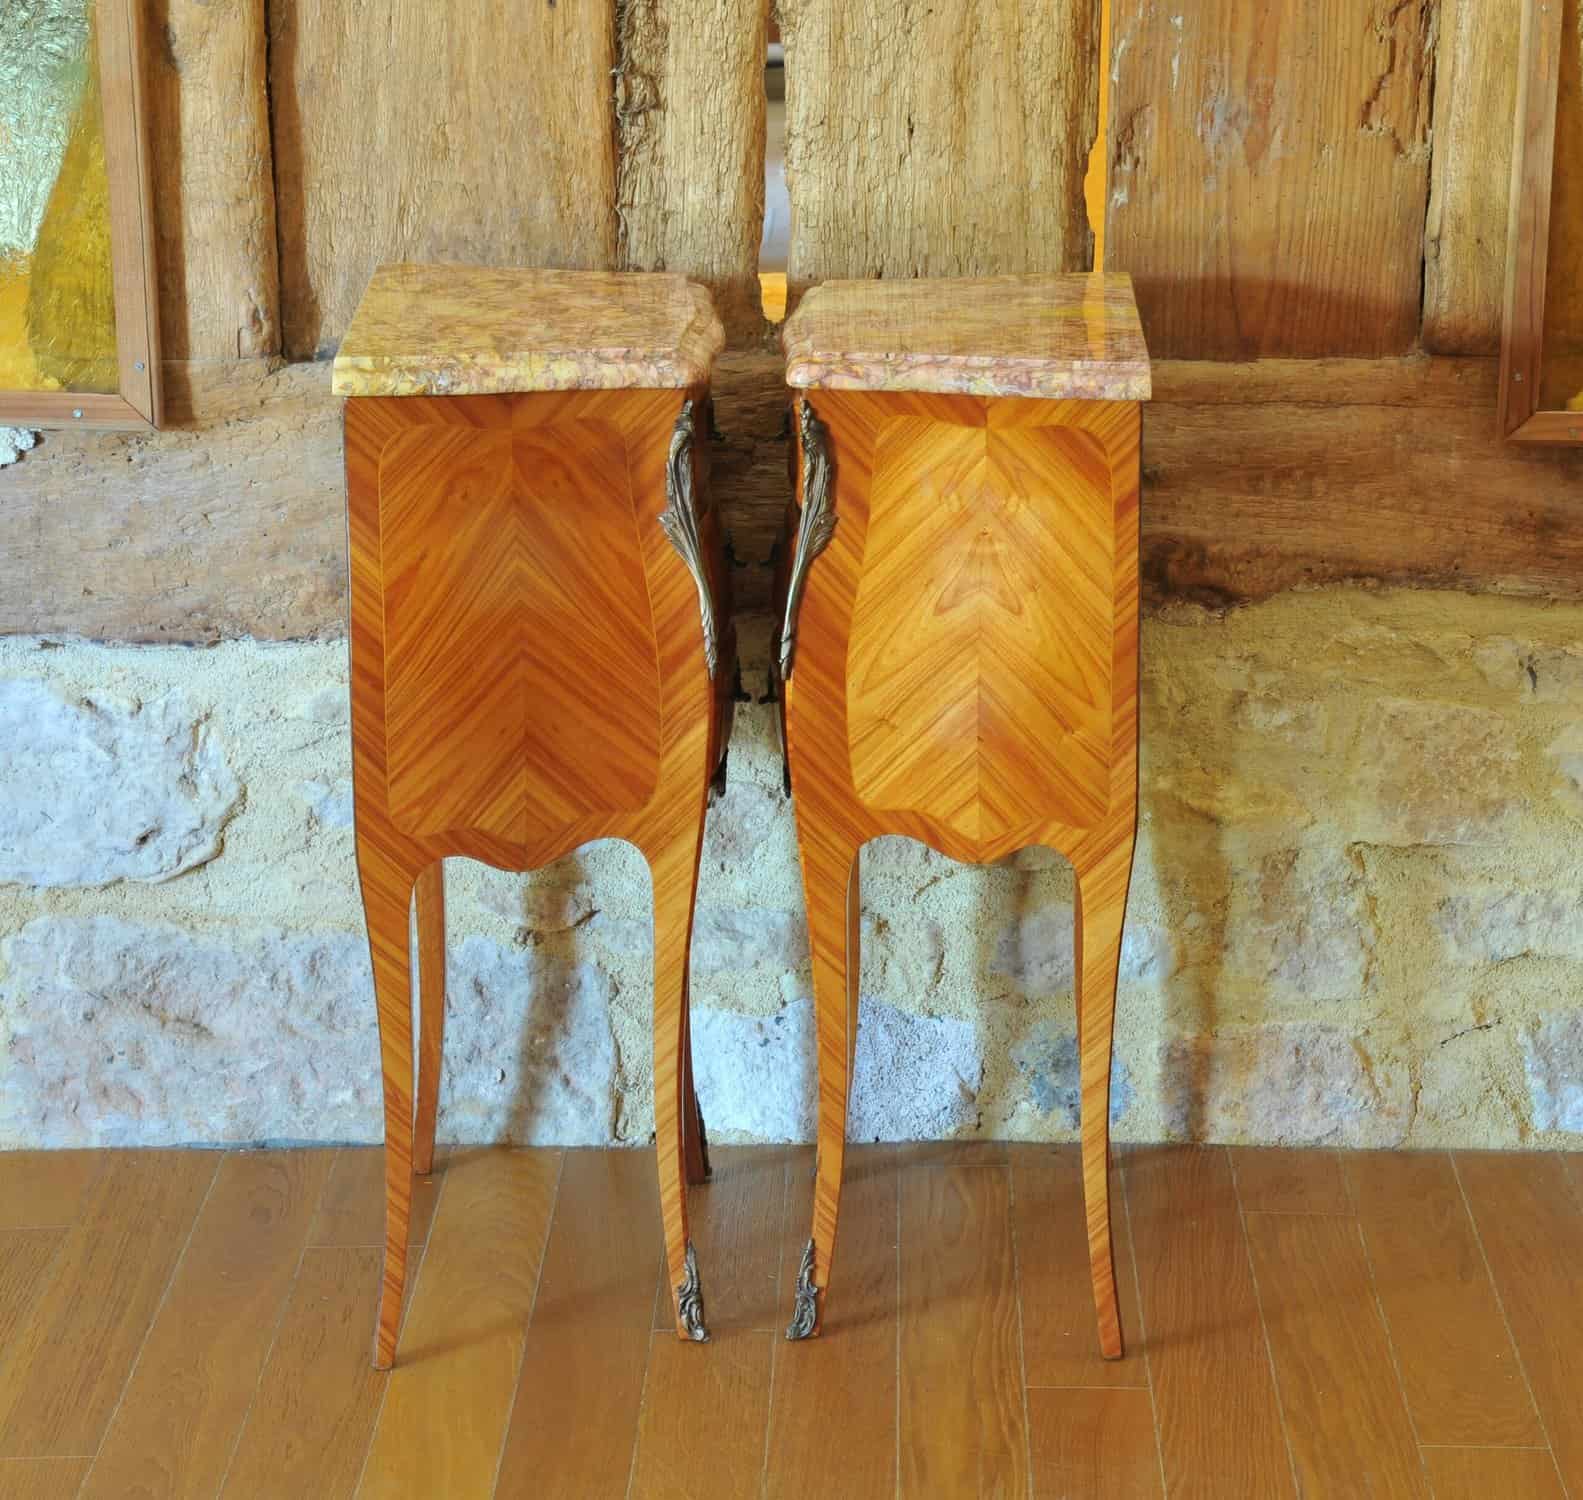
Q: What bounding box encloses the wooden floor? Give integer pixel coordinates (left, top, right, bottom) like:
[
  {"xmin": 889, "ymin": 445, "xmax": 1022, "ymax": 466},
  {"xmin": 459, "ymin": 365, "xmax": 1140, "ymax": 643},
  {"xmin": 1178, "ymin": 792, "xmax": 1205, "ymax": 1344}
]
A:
[{"xmin": 0, "ymin": 1144, "xmax": 1578, "ymax": 1499}]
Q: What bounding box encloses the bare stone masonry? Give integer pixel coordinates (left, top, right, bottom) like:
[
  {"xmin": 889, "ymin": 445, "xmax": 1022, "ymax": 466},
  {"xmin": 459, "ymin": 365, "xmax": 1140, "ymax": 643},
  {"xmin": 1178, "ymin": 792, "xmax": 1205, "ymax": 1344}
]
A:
[{"xmin": 0, "ymin": 588, "xmax": 1580, "ymax": 1150}]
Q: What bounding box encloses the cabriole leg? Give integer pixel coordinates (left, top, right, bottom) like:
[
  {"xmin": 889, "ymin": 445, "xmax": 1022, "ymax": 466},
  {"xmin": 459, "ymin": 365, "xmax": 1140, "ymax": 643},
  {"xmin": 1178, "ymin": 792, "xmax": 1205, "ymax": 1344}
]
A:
[
  {"xmin": 682, "ymin": 979, "xmax": 711, "ymax": 1186},
  {"xmin": 413, "ymin": 861, "xmax": 446, "ymax": 1178},
  {"xmin": 1074, "ymin": 828, "xmax": 1136, "ymax": 1360},
  {"xmin": 787, "ymin": 832, "xmax": 860, "ymax": 1341},
  {"xmin": 650, "ymin": 830, "xmax": 709, "ymax": 1341},
  {"xmin": 359, "ymin": 848, "xmax": 418, "ymax": 1370}
]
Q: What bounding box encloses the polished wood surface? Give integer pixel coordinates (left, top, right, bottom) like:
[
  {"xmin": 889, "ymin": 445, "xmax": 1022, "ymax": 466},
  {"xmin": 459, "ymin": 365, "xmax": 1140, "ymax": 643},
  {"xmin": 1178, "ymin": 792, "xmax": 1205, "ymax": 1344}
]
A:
[
  {"xmin": 898, "ymin": 1165, "xmax": 1028, "ymax": 1498},
  {"xmin": 1348, "ymin": 1149, "xmax": 1544, "ymax": 1448},
  {"xmin": 1243, "ymin": 1212, "xmax": 1428, "ymax": 1496},
  {"xmin": 346, "ymin": 383, "xmax": 734, "ymax": 1366},
  {"xmin": 778, "ymin": 388, "xmax": 1140, "ymax": 1359},
  {"xmin": 0, "ymin": 1144, "xmax": 1573, "ymax": 1498},
  {"xmin": 1121, "ymin": 1145, "xmax": 1293, "ymax": 1498},
  {"xmin": 81, "ymin": 1152, "xmax": 333, "ymax": 1500},
  {"xmin": 1456, "ymin": 1150, "xmax": 1583, "ymax": 1493}
]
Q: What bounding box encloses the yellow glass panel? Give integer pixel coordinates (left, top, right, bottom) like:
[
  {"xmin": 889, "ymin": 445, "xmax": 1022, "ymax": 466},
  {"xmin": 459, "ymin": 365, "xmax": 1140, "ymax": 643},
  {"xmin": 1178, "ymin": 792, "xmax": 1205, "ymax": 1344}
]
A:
[
  {"xmin": 1541, "ymin": 0, "xmax": 1583, "ymax": 412},
  {"xmin": 0, "ymin": 0, "xmax": 118, "ymax": 395}
]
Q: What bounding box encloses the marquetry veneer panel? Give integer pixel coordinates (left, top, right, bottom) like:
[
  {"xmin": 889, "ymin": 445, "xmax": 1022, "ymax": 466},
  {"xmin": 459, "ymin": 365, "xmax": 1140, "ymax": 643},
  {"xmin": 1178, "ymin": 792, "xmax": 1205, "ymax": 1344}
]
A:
[
  {"xmin": 850, "ymin": 409, "xmax": 1117, "ymax": 843},
  {"xmin": 378, "ymin": 416, "xmax": 662, "ymax": 841}
]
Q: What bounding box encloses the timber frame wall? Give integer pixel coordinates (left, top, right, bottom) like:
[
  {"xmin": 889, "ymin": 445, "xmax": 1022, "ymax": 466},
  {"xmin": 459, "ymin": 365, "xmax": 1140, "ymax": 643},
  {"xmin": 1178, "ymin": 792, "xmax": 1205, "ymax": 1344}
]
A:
[{"xmin": 4, "ymin": 0, "xmax": 1580, "ymax": 641}]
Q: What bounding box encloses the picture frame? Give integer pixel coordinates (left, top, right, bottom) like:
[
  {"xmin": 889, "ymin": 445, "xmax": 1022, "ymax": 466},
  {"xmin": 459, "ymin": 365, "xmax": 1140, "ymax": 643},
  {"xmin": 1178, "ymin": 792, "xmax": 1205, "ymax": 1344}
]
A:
[
  {"xmin": 1500, "ymin": 0, "xmax": 1582, "ymax": 443},
  {"xmin": 0, "ymin": 0, "xmax": 161, "ymax": 430}
]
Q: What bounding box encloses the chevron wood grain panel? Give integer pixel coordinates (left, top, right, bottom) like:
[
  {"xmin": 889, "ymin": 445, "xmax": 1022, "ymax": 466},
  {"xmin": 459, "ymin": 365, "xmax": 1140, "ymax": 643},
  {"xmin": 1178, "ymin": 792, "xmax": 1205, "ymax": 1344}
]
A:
[
  {"xmin": 346, "ymin": 384, "xmax": 733, "ymax": 1369},
  {"xmin": 777, "ymin": 388, "xmax": 1139, "ymax": 1362}
]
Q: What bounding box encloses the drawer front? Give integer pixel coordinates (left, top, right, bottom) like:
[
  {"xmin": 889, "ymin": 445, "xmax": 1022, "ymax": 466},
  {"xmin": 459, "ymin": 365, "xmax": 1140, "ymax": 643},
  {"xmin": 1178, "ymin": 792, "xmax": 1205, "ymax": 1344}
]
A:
[
  {"xmin": 378, "ymin": 417, "xmax": 662, "ymax": 842},
  {"xmin": 847, "ymin": 414, "xmax": 1114, "ymax": 841}
]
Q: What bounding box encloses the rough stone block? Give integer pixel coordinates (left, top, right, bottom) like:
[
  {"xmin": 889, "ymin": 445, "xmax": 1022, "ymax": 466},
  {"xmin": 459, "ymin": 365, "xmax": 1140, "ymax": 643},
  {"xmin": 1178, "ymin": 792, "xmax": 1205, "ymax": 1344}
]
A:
[
  {"xmin": 1546, "ymin": 725, "xmax": 1583, "ymax": 820},
  {"xmin": 691, "ymin": 994, "xmax": 983, "ymax": 1143},
  {"xmin": 1523, "ymin": 1012, "xmax": 1583, "ymax": 1133},
  {"xmin": 690, "ymin": 906, "xmax": 808, "ymax": 975},
  {"xmin": 1351, "ymin": 698, "xmax": 1518, "ymax": 845},
  {"xmin": 1437, "ymin": 890, "xmax": 1583, "ymax": 965},
  {"xmin": 1226, "ymin": 847, "xmax": 1375, "ymax": 999},
  {"xmin": 1, "ymin": 915, "xmax": 378, "ymax": 1146},
  {"xmin": 1161, "ymin": 1024, "xmax": 1409, "ymax": 1147},
  {"xmin": 438, "ymin": 935, "xmax": 618, "ymax": 1146},
  {"xmin": 0, "ymin": 917, "xmax": 620, "ymax": 1148},
  {"xmin": 990, "ymin": 898, "xmax": 1168, "ymax": 992},
  {"xmin": 1474, "ymin": 637, "xmax": 1583, "ymax": 703},
  {"xmin": 296, "ymin": 777, "xmax": 354, "ymax": 829},
  {"xmin": 0, "ymin": 681, "xmax": 241, "ymax": 887},
  {"xmin": 863, "ymin": 910, "xmax": 946, "ymax": 999},
  {"xmin": 1009, "ymin": 1021, "xmax": 1135, "ymax": 1126}
]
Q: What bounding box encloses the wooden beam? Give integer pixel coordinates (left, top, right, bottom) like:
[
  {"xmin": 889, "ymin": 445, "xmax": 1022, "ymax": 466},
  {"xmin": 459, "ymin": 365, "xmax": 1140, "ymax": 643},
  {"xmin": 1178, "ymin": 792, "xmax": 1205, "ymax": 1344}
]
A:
[
  {"xmin": 145, "ymin": 0, "xmax": 279, "ymax": 360},
  {"xmin": 1107, "ymin": 0, "xmax": 1435, "ymax": 358},
  {"xmin": 617, "ymin": 0, "xmax": 769, "ymax": 343},
  {"xmin": 1422, "ymin": 0, "xmax": 1522, "ymax": 355},
  {"xmin": 779, "ymin": 0, "xmax": 1097, "ymax": 303},
  {"xmin": 1141, "ymin": 393, "xmax": 1583, "ymax": 606},
  {"xmin": 1149, "ymin": 357, "xmax": 1497, "ymax": 408},
  {"xmin": 266, "ymin": 0, "xmax": 618, "ymax": 360},
  {"xmin": 4, "ymin": 357, "xmax": 1581, "ymax": 644},
  {"xmin": 0, "ymin": 362, "xmax": 345, "ymax": 643}
]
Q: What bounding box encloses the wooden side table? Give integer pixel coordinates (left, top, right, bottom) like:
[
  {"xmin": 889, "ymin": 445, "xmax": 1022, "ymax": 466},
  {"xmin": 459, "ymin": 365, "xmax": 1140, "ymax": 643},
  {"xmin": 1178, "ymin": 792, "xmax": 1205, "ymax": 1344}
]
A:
[
  {"xmin": 774, "ymin": 274, "xmax": 1151, "ymax": 1355},
  {"xmin": 334, "ymin": 263, "xmax": 733, "ymax": 1367}
]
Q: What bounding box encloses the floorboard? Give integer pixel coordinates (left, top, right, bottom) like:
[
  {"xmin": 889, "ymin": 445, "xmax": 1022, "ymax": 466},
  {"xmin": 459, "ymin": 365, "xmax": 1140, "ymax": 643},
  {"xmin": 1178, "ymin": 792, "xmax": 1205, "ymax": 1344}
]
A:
[
  {"xmin": 220, "ymin": 1247, "xmax": 398, "ymax": 1500},
  {"xmin": 494, "ymin": 1150, "xmax": 659, "ymax": 1500},
  {"xmin": 1011, "ymin": 1146, "xmax": 1147, "ymax": 1389},
  {"xmin": 0, "ymin": 1152, "xmax": 104, "ymax": 1230},
  {"xmin": 764, "ymin": 1145, "xmax": 898, "ymax": 1500},
  {"xmin": 1418, "ymin": 1445, "xmax": 1566, "ymax": 1499},
  {"xmin": 649, "ymin": 1146, "xmax": 788, "ymax": 1333},
  {"xmin": 1122, "ymin": 1146, "xmax": 1296, "ymax": 1500},
  {"xmin": 0, "ymin": 1232, "xmax": 68, "ymax": 1354},
  {"xmin": 1026, "ymin": 1387, "xmax": 1163, "ymax": 1500},
  {"xmin": 1455, "ymin": 1152, "xmax": 1583, "ymax": 1496},
  {"xmin": 1229, "ymin": 1147, "xmax": 1351, "ymax": 1215},
  {"xmin": 309, "ymin": 1147, "xmax": 442, "ymax": 1249},
  {"xmin": 0, "ymin": 1456, "xmax": 92, "ymax": 1500},
  {"xmin": 628, "ymin": 1329, "xmax": 774, "ymax": 1500},
  {"xmin": 81, "ymin": 1151, "xmax": 333, "ymax": 1500},
  {"xmin": 0, "ymin": 1142, "xmax": 1569, "ymax": 1498},
  {"xmin": 898, "ymin": 1162, "xmax": 1029, "ymax": 1500},
  {"xmin": 1244, "ymin": 1210, "xmax": 1428, "ymax": 1497},
  {"xmin": 0, "ymin": 1152, "xmax": 217, "ymax": 1458},
  {"xmin": 1348, "ymin": 1151, "xmax": 1543, "ymax": 1448},
  {"xmin": 355, "ymin": 1149, "xmax": 560, "ymax": 1500}
]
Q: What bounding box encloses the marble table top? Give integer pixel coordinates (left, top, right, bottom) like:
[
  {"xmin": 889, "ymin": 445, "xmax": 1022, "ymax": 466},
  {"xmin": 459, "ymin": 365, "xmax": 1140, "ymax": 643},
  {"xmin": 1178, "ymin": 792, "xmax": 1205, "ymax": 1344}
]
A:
[
  {"xmin": 782, "ymin": 274, "xmax": 1151, "ymax": 400},
  {"xmin": 332, "ymin": 264, "xmax": 726, "ymax": 397}
]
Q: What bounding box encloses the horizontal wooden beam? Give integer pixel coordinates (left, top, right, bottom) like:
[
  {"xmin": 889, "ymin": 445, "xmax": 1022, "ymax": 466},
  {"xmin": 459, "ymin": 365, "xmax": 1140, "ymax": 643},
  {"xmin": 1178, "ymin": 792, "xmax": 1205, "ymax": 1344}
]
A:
[
  {"xmin": 1149, "ymin": 358, "xmax": 1499, "ymax": 409},
  {"xmin": 3, "ymin": 356, "xmax": 1580, "ymax": 645},
  {"xmin": 1, "ymin": 362, "xmax": 345, "ymax": 643},
  {"xmin": 1142, "ymin": 395, "xmax": 1583, "ymax": 606}
]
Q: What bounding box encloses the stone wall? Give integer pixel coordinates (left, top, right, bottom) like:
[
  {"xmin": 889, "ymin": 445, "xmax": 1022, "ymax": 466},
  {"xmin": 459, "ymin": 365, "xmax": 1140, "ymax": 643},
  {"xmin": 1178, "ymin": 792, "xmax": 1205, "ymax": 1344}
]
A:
[{"xmin": 1, "ymin": 590, "xmax": 1580, "ymax": 1150}]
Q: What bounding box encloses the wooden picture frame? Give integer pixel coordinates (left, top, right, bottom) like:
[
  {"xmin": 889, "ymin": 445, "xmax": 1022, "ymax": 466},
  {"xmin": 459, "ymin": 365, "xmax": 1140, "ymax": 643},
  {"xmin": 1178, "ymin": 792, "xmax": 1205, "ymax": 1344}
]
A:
[
  {"xmin": 0, "ymin": 0, "xmax": 161, "ymax": 430},
  {"xmin": 1500, "ymin": 0, "xmax": 1581, "ymax": 443}
]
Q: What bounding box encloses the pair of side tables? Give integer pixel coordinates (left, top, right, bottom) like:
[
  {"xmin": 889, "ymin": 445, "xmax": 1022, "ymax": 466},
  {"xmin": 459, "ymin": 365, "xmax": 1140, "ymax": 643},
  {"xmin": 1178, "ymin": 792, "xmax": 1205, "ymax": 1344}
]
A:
[{"xmin": 332, "ymin": 263, "xmax": 1151, "ymax": 1370}]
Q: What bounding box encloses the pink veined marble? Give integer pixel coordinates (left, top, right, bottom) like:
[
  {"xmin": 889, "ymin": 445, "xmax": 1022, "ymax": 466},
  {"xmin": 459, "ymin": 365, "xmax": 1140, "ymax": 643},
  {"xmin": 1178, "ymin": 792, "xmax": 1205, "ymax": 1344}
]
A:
[
  {"xmin": 782, "ymin": 273, "xmax": 1151, "ymax": 401},
  {"xmin": 331, "ymin": 263, "xmax": 725, "ymax": 397}
]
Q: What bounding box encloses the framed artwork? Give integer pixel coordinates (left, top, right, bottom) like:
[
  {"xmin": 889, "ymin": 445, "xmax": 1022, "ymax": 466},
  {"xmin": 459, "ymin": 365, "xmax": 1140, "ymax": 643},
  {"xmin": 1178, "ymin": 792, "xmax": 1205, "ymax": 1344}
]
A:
[
  {"xmin": 0, "ymin": 0, "xmax": 160, "ymax": 429},
  {"xmin": 1501, "ymin": 0, "xmax": 1583, "ymax": 443}
]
